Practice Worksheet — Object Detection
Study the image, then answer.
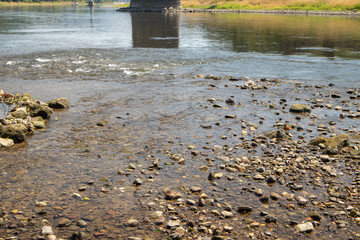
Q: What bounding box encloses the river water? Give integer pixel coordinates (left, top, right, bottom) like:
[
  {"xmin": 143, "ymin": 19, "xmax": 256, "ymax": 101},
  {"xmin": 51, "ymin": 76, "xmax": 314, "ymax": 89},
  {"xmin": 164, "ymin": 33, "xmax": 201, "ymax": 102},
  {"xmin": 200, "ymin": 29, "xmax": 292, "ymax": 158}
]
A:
[{"xmin": 0, "ymin": 5, "xmax": 360, "ymax": 240}]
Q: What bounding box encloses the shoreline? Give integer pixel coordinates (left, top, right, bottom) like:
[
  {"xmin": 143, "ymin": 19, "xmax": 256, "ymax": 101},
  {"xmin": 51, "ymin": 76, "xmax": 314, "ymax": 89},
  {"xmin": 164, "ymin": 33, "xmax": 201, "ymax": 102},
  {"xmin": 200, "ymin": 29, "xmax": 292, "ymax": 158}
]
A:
[{"xmin": 117, "ymin": 7, "xmax": 360, "ymax": 16}]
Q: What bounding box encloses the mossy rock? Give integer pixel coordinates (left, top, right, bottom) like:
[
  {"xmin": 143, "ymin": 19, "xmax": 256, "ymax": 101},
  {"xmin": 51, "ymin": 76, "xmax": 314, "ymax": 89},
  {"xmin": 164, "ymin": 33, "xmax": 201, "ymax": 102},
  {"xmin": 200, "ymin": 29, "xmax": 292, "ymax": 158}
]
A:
[
  {"xmin": 10, "ymin": 108, "xmax": 28, "ymax": 119},
  {"xmin": 25, "ymin": 102, "xmax": 53, "ymax": 119},
  {"xmin": 0, "ymin": 124, "xmax": 27, "ymax": 143},
  {"xmin": 310, "ymin": 134, "xmax": 349, "ymax": 151},
  {"xmin": 48, "ymin": 97, "xmax": 70, "ymax": 109},
  {"xmin": 32, "ymin": 121, "xmax": 46, "ymax": 129},
  {"xmin": 290, "ymin": 104, "xmax": 311, "ymax": 113}
]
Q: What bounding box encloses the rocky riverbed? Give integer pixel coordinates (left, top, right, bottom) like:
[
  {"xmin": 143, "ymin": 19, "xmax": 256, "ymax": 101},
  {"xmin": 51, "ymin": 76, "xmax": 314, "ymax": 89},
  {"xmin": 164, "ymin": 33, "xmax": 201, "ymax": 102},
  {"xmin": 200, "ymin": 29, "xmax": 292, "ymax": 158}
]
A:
[{"xmin": 0, "ymin": 75, "xmax": 359, "ymax": 240}]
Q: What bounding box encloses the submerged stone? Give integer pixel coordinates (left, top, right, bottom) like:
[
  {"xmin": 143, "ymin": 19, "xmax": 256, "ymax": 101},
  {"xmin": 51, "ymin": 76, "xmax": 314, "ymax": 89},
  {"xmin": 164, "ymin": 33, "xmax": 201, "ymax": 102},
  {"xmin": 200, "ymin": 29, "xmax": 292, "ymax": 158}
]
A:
[
  {"xmin": 48, "ymin": 97, "xmax": 70, "ymax": 109},
  {"xmin": 310, "ymin": 133, "xmax": 349, "ymax": 151},
  {"xmin": 290, "ymin": 104, "xmax": 311, "ymax": 113}
]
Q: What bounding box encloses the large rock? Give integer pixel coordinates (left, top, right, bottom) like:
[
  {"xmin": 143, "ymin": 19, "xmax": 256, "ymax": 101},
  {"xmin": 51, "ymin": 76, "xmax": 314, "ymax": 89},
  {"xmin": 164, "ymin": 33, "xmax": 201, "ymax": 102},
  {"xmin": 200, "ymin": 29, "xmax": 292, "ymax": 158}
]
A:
[
  {"xmin": 10, "ymin": 107, "xmax": 28, "ymax": 119},
  {"xmin": 290, "ymin": 104, "xmax": 311, "ymax": 113},
  {"xmin": 0, "ymin": 124, "xmax": 27, "ymax": 143},
  {"xmin": 310, "ymin": 133, "xmax": 349, "ymax": 151},
  {"xmin": 31, "ymin": 116, "xmax": 46, "ymax": 129},
  {"xmin": 24, "ymin": 102, "xmax": 53, "ymax": 119},
  {"xmin": 48, "ymin": 97, "xmax": 70, "ymax": 109}
]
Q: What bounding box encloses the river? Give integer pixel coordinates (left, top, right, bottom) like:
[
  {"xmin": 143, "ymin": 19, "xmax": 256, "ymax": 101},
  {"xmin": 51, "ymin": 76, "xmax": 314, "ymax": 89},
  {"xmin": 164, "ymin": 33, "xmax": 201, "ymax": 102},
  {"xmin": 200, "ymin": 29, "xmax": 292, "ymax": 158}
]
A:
[{"xmin": 0, "ymin": 5, "xmax": 360, "ymax": 240}]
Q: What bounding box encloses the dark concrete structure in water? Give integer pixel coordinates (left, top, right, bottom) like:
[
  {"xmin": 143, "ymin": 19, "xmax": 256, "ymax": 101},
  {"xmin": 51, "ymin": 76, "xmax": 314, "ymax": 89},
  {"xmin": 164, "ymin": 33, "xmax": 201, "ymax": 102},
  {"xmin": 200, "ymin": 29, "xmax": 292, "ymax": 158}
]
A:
[{"xmin": 130, "ymin": 0, "xmax": 181, "ymax": 9}]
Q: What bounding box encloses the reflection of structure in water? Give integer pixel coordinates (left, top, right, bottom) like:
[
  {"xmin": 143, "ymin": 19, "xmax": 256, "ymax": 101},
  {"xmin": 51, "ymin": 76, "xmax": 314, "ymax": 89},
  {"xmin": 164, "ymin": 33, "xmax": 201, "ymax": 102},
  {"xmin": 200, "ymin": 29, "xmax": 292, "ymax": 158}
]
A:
[
  {"xmin": 131, "ymin": 13, "xmax": 179, "ymax": 48},
  {"xmin": 130, "ymin": 0, "xmax": 181, "ymax": 9}
]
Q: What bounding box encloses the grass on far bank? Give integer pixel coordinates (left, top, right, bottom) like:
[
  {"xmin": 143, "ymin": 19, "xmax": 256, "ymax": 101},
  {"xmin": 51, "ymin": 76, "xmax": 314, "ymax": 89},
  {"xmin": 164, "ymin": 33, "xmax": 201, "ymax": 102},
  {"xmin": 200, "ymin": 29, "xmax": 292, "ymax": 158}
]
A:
[
  {"xmin": 113, "ymin": 2, "xmax": 129, "ymax": 8},
  {"xmin": 0, "ymin": 1, "xmax": 76, "ymax": 6},
  {"xmin": 181, "ymin": 0, "xmax": 360, "ymax": 11}
]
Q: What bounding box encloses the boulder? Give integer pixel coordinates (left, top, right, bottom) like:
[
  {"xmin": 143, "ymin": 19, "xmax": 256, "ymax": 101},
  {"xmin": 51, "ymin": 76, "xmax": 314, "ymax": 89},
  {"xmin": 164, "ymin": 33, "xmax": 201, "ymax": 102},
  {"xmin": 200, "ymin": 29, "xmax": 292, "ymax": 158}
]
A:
[
  {"xmin": 31, "ymin": 116, "xmax": 46, "ymax": 129},
  {"xmin": 48, "ymin": 97, "xmax": 70, "ymax": 109},
  {"xmin": 24, "ymin": 102, "xmax": 53, "ymax": 119},
  {"xmin": 290, "ymin": 104, "xmax": 311, "ymax": 113},
  {"xmin": 32, "ymin": 121, "xmax": 46, "ymax": 129},
  {"xmin": 0, "ymin": 124, "xmax": 27, "ymax": 143},
  {"xmin": 10, "ymin": 107, "xmax": 28, "ymax": 119}
]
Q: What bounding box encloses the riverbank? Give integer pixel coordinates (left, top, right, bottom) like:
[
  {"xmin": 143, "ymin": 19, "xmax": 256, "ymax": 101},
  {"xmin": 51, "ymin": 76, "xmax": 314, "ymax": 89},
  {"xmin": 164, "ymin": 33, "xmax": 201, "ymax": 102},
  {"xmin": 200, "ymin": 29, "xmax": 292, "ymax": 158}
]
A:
[
  {"xmin": 181, "ymin": 8, "xmax": 360, "ymax": 15},
  {"xmin": 0, "ymin": 1, "xmax": 77, "ymax": 7},
  {"xmin": 117, "ymin": 6, "xmax": 360, "ymax": 16},
  {"xmin": 182, "ymin": 0, "xmax": 360, "ymax": 11}
]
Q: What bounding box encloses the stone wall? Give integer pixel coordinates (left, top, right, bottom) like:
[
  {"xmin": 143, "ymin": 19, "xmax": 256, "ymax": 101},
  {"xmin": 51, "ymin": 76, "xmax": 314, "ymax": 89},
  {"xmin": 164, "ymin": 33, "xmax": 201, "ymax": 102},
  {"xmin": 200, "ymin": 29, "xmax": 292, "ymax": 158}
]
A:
[{"xmin": 130, "ymin": 0, "xmax": 181, "ymax": 9}]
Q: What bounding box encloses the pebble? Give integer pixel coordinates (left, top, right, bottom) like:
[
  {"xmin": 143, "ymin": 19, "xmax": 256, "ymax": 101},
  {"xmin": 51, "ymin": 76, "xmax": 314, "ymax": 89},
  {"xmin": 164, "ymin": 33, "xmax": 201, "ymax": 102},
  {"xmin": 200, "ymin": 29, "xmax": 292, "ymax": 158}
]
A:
[
  {"xmin": 154, "ymin": 216, "xmax": 165, "ymax": 225},
  {"xmin": 270, "ymin": 192, "xmax": 281, "ymax": 200},
  {"xmin": 186, "ymin": 199, "xmax": 196, "ymax": 205},
  {"xmin": 295, "ymin": 222, "xmax": 314, "ymax": 233},
  {"xmin": 151, "ymin": 211, "xmax": 163, "ymax": 219},
  {"xmin": 166, "ymin": 220, "xmax": 181, "ymax": 229},
  {"xmin": 133, "ymin": 178, "xmax": 143, "ymax": 185},
  {"xmin": 0, "ymin": 138, "xmax": 14, "ymax": 147},
  {"xmin": 41, "ymin": 226, "xmax": 53, "ymax": 235},
  {"xmin": 237, "ymin": 206, "xmax": 253, "ymax": 214},
  {"xmin": 308, "ymin": 211, "xmax": 322, "ymax": 221},
  {"xmin": 164, "ymin": 188, "xmax": 182, "ymax": 200},
  {"xmin": 58, "ymin": 218, "xmax": 71, "ymax": 227},
  {"xmin": 76, "ymin": 220, "xmax": 88, "ymax": 227},
  {"xmin": 190, "ymin": 187, "xmax": 202, "ymax": 193},
  {"xmin": 253, "ymin": 174, "xmax": 265, "ymax": 180},
  {"xmin": 267, "ymin": 175, "xmax": 277, "ymax": 183},
  {"xmin": 126, "ymin": 219, "xmax": 139, "ymax": 227},
  {"xmin": 296, "ymin": 196, "xmax": 308, "ymax": 205},
  {"xmin": 221, "ymin": 211, "xmax": 233, "ymax": 218},
  {"xmin": 249, "ymin": 222, "xmax": 260, "ymax": 228}
]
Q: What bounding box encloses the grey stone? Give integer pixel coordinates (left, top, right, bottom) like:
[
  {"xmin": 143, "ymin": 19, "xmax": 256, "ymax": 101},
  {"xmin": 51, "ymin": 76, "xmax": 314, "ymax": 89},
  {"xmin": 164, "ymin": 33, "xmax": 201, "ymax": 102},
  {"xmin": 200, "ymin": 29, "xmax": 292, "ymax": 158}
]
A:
[
  {"xmin": 290, "ymin": 104, "xmax": 311, "ymax": 113},
  {"xmin": 41, "ymin": 226, "xmax": 53, "ymax": 235},
  {"xmin": 295, "ymin": 222, "xmax": 314, "ymax": 233},
  {"xmin": 133, "ymin": 178, "xmax": 143, "ymax": 185},
  {"xmin": 164, "ymin": 188, "xmax": 182, "ymax": 200},
  {"xmin": 58, "ymin": 218, "xmax": 71, "ymax": 227},
  {"xmin": 166, "ymin": 220, "xmax": 180, "ymax": 229},
  {"xmin": 0, "ymin": 138, "xmax": 14, "ymax": 147},
  {"xmin": 126, "ymin": 219, "xmax": 139, "ymax": 227},
  {"xmin": 48, "ymin": 97, "xmax": 70, "ymax": 109}
]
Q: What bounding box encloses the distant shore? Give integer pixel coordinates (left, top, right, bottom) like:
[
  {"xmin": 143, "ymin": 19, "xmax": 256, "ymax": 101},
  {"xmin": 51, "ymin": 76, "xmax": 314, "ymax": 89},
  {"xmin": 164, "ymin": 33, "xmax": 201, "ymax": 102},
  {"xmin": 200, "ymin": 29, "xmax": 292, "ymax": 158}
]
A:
[
  {"xmin": 180, "ymin": 8, "xmax": 360, "ymax": 16},
  {"xmin": 0, "ymin": 2, "xmax": 74, "ymax": 7},
  {"xmin": 118, "ymin": 6, "xmax": 360, "ymax": 16},
  {"xmin": 1, "ymin": 1, "xmax": 359, "ymax": 16}
]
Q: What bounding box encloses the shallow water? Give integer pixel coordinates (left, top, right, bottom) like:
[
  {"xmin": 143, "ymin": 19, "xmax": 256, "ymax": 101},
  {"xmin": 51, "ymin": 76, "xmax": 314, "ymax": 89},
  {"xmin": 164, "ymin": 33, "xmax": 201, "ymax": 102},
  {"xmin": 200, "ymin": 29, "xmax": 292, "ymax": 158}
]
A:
[{"xmin": 0, "ymin": 5, "xmax": 360, "ymax": 239}]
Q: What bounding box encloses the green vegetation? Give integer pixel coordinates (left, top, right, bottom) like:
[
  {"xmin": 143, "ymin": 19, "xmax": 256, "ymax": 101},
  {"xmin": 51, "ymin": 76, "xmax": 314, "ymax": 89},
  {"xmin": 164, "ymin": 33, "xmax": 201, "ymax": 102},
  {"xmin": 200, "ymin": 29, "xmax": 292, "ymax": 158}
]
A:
[
  {"xmin": 182, "ymin": 0, "xmax": 360, "ymax": 11},
  {"xmin": 114, "ymin": 2, "xmax": 129, "ymax": 8},
  {"xmin": 0, "ymin": 0, "xmax": 113, "ymax": 3}
]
